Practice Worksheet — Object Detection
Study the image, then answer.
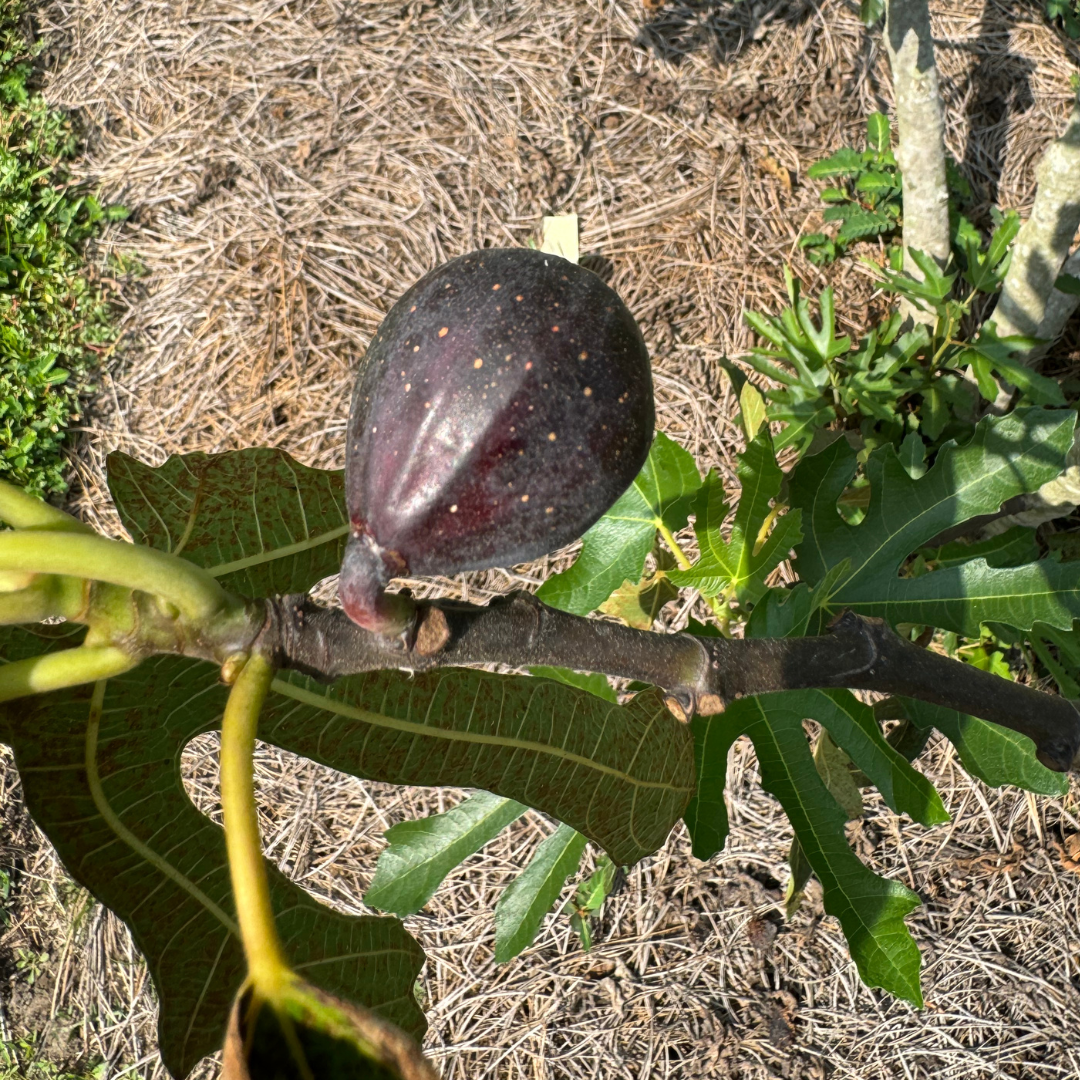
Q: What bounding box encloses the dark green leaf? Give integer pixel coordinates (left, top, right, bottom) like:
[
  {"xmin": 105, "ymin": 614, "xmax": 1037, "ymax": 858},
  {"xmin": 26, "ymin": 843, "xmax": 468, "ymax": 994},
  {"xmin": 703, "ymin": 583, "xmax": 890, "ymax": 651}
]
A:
[
  {"xmin": 837, "ymin": 210, "xmax": 894, "ymax": 243},
  {"xmin": 263, "ymin": 669, "xmax": 695, "ymax": 866},
  {"xmin": 683, "ymin": 712, "xmax": 744, "ymax": 860},
  {"xmin": 107, "ymin": 448, "xmax": 349, "ymax": 597},
  {"xmin": 959, "ymin": 327, "xmax": 1064, "ymax": 405},
  {"xmin": 787, "ymin": 409, "xmax": 1079, "ymax": 634},
  {"xmin": 707, "ymin": 696, "xmax": 924, "ymax": 1004},
  {"xmin": 900, "ymin": 699, "xmax": 1069, "ymax": 794},
  {"xmin": 1054, "ymin": 272, "xmax": 1080, "ymax": 296},
  {"xmin": 923, "ymin": 527, "xmax": 1039, "ymax": 571},
  {"xmin": 0, "ymin": 632, "xmax": 425, "ymax": 1080}
]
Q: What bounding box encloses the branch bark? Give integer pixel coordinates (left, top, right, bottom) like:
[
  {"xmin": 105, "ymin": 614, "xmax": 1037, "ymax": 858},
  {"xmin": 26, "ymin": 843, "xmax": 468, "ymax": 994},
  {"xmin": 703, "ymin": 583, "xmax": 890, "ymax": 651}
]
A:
[
  {"xmin": 259, "ymin": 594, "xmax": 1080, "ymax": 773},
  {"xmin": 990, "ymin": 97, "xmax": 1080, "ymax": 353},
  {"xmin": 885, "ymin": 0, "xmax": 951, "ymax": 325}
]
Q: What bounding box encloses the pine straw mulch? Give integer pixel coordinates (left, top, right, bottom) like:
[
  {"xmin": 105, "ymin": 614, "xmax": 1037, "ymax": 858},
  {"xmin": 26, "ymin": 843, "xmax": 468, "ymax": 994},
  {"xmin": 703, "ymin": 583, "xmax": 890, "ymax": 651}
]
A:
[{"xmin": 2, "ymin": 0, "xmax": 1080, "ymax": 1076}]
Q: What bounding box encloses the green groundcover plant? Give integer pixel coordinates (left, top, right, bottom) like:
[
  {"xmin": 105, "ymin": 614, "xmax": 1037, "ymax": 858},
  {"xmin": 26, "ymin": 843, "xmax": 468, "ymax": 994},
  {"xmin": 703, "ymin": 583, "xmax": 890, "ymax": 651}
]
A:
[{"xmin": 0, "ymin": 0, "xmax": 125, "ymax": 497}]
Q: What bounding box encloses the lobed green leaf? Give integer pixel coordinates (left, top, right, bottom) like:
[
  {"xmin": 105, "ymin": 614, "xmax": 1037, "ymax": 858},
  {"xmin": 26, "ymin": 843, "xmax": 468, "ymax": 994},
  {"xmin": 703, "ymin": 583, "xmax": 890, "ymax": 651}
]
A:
[{"xmin": 107, "ymin": 448, "xmax": 349, "ymax": 598}]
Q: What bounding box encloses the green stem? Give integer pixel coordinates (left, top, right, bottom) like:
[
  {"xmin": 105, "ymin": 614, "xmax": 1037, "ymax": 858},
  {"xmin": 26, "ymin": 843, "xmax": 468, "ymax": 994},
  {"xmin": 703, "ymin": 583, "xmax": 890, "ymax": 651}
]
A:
[
  {"xmin": 0, "ymin": 575, "xmax": 86, "ymax": 625},
  {"xmin": 0, "ymin": 646, "xmax": 137, "ymax": 704},
  {"xmin": 220, "ymin": 652, "xmax": 290, "ymax": 997},
  {"xmin": 0, "ymin": 530, "xmax": 230, "ymax": 622},
  {"xmin": 657, "ymin": 522, "xmax": 734, "ymax": 635},
  {"xmin": 656, "ymin": 522, "xmax": 693, "ymax": 571},
  {"xmin": 0, "ymin": 479, "xmax": 92, "ymax": 533}
]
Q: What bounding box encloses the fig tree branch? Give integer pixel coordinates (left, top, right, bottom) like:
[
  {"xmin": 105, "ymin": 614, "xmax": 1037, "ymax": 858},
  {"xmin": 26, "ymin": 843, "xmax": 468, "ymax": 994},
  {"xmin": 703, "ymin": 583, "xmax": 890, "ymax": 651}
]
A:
[{"xmin": 260, "ymin": 593, "xmax": 1080, "ymax": 773}]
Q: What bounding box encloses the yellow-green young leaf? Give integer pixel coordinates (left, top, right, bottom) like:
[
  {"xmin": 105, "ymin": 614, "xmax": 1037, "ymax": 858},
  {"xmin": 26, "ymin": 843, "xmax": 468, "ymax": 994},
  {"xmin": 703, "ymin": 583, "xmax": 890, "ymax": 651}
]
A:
[
  {"xmin": 966, "ymin": 647, "xmax": 1012, "ymax": 679},
  {"xmin": 669, "ymin": 432, "xmax": 802, "ymax": 606},
  {"xmin": 107, "ymin": 448, "xmax": 349, "ymax": 598},
  {"xmin": 537, "ymin": 432, "xmax": 701, "ymax": 615},
  {"xmin": 599, "ymin": 573, "xmax": 679, "ymax": 629},
  {"xmin": 574, "ymin": 855, "xmax": 618, "ymax": 915},
  {"xmin": 495, "ymin": 823, "xmax": 588, "ymax": 962},
  {"xmin": 739, "ymin": 381, "xmax": 768, "ymax": 440},
  {"xmin": 786, "ymin": 409, "xmax": 1080, "ymax": 635},
  {"xmin": 866, "ymin": 111, "xmax": 891, "ymax": 154},
  {"xmin": 784, "ymin": 839, "xmax": 815, "ymax": 918},
  {"xmin": 813, "ymin": 731, "xmax": 864, "ymax": 819},
  {"xmin": 528, "ymin": 666, "xmax": 617, "ymax": 702},
  {"xmin": 565, "ymin": 855, "xmax": 619, "ymax": 951},
  {"xmin": 366, "ymin": 792, "xmax": 526, "ymax": 917}
]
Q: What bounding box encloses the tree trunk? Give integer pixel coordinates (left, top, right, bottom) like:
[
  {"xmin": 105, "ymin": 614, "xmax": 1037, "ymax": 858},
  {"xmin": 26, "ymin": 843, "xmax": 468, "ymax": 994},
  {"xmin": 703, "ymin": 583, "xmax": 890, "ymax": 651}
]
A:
[{"xmin": 885, "ymin": 0, "xmax": 951, "ymax": 325}]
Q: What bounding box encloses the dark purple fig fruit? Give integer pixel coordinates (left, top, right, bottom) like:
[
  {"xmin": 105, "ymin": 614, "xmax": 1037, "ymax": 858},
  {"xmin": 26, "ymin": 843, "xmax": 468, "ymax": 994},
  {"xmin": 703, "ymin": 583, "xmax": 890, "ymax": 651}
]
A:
[{"xmin": 341, "ymin": 247, "xmax": 654, "ymax": 635}]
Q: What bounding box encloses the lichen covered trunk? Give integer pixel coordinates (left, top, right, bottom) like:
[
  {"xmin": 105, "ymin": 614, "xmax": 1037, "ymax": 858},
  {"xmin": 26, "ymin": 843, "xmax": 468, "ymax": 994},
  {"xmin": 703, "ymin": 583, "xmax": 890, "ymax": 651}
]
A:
[
  {"xmin": 885, "ymin": 0, "xmax": 950, "ymax": 325},
  {"xmin": 990, "ymin": 99, "xmax": 1080, "ymax": 357}
]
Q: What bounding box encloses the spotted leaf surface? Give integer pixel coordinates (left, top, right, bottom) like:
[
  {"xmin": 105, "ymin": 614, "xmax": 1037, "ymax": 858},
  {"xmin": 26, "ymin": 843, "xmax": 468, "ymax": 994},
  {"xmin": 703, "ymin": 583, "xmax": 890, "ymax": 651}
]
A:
[{"xmin": 108, "ymin": 447, "xmax": 348, "ymax": 598}]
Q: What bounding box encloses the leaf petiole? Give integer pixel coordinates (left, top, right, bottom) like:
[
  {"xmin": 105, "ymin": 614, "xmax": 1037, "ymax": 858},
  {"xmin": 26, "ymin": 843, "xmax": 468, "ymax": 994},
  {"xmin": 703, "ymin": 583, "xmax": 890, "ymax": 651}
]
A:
[
  {"xmin": 0, "ymin": 646, "xmax": 137, "ymax": 704},
  {"xmin": 655, "ymin": 521, "xmax": 693, "ymax": 571},
  {"xmin": 0, "ymin": 529, "xmax": 232, "ymax": 622},
  {"xmin": 0, "ymin": 479, "xmax": 93, "ymax": 533},
  {"xmin": 220, "ymin": 651, "xmax": 290, "ymax": 997}
]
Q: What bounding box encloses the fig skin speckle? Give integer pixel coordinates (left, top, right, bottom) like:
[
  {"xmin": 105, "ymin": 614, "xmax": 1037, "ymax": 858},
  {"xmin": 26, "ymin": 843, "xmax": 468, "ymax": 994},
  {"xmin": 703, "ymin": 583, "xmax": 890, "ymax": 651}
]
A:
[{"xmin": 342, "ymin": 247, "xmax": 654, "ymax": 634}]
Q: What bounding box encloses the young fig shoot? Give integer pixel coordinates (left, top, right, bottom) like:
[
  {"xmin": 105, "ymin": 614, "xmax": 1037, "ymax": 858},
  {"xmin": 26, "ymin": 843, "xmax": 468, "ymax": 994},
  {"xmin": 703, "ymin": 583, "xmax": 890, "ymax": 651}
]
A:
[{"xmin": 342, "ymin": 248, "xmax": 654, "ymax": 636}]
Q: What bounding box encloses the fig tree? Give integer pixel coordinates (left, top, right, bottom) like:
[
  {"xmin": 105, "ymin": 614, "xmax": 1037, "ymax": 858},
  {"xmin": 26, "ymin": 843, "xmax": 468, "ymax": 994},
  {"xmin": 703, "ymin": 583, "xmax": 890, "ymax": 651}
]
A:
[{"xmin": 341, "ymin": 247, "xmax": 654, "ymax": 636}]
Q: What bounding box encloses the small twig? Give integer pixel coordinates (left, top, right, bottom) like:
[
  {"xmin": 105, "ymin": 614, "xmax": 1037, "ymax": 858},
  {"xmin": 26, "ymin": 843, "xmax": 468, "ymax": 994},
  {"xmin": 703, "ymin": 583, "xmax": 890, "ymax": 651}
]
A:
[{"xmin": 261, "ymin": 595, "xmax": 1080, "ymax": 773}]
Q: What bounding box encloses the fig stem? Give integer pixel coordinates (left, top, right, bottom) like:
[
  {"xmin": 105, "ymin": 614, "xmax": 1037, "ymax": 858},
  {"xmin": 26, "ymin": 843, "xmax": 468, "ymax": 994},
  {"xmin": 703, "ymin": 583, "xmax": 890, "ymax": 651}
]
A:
[
  {"xmin": 220, "ymin": 651, "xmax": 291, "ymax": 997},
  {"xmin": 263, "ymin": 594, "xmax": 1080, "ymax": 772}
]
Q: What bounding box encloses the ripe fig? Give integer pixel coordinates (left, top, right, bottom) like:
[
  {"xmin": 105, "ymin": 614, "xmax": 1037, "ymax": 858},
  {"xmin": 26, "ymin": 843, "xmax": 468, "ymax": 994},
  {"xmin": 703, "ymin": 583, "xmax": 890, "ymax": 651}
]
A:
[{"xmin": 341, "ymin": 247, "xmax": 654, "ymax": 636}]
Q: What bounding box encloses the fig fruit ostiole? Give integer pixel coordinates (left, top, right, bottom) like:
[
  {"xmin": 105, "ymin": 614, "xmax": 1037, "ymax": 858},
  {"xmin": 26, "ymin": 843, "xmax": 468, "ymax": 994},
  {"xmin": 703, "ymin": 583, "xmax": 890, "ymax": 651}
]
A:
[{"xmin": 341, "ymin": 247, "xmax": 654, "ymax": 638}]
